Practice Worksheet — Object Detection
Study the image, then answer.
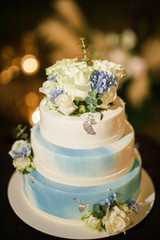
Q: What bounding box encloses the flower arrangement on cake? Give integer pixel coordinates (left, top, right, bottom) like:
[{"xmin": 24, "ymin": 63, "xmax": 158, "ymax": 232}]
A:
[
  {"xmin": 81, "ymin": 191, "xmax": 138, "ymax": 235},
  {"xmin": 9, "ymin": 124, "xmax": 35, "ymax": 174},
  {"xmin": 39, "ymin": 38, "xmax": 127, "ymax": 116}
]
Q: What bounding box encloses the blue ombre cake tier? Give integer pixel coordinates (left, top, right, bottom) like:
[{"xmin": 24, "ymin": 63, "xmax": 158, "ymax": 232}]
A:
[
  {"xmin": 23, "ymin": 152, "xmax": 141, "ymax": 220},
  {"xmin": 31, "ymin": 122, "xmax": 135, "ymax": 186}
]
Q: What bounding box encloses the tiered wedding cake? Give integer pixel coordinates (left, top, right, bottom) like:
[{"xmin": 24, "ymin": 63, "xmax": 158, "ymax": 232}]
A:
[{"xmin": 9, "ymin": 57, "xmax": 141, "ymax": 235}]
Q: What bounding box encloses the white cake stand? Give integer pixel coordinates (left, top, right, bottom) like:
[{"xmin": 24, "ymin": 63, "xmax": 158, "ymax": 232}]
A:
[{"xmin": 7, "ymin": 169, "xmax": 155, "ymax": 239}]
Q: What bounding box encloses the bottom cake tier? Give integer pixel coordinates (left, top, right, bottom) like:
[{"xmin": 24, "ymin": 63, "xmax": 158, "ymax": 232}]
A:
[{"xmin": 23, "ymin": 149, "xmax": 141, "ymax": 221}]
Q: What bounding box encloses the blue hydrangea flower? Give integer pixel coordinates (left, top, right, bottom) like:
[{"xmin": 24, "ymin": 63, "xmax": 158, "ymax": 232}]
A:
[
  {"xmin": 109, "ymin": 192, "xmax": 117, "ymax": 201},
  {"xmin": 12, "ymin": 145, "xmax": 31, "ymax": 158},
  {"xmin": 47, "ymin": 74, "xmax": 57, "ymax": 82},
  {"xmin": 50, "ymin": 88, "xmax": 64, "ymax": 103},
  {"xmin": 90, "ymin": 70, "xmax": 118, "ymax": 94},
  {"xmin": 128, "ymin": 199, "xmax": 138, "ymax": 212},
  {"xmin": 101, "ymin": 198, "xmax": 111, "ymax": 206}
]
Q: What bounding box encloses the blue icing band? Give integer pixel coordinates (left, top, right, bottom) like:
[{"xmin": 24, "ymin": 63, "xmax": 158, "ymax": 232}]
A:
[
  {"xmin": 23, "ymin": 156, "xmax": 141, "ymax": 220},
  {"xmin": 31, "ymin": 124, "xmax": 134, "ymax": 180},
  {"xmin": 35, "ymin": 124, "xmax": 112, "ymax": 156}
]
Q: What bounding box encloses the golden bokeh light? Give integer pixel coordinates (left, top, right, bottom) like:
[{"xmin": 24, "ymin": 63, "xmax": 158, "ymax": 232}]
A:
[
  {"xmin": 29, "ymin": 108, "xmax": 40, "ymax": 126},
  {"xmin": 21, "ymin": 54, "xmax": 40, "ymax": 75},
  {"xmin": 0, "ymin": 66, "xmax": 21, "ymax": 85},
  {"xmin": 32, "ymin": 108, "xmax": 40, "ymax": 124},
  {"xmin": 12, "ymin": 57, "xmax": 22, "ymax": 67},
  {"xmin": 0, "ymin": 70, "xmax": 12, "ymax": 85},
  {"xmin": 25, "ymin": 92, "xmax": 39, "ymax": 107}
]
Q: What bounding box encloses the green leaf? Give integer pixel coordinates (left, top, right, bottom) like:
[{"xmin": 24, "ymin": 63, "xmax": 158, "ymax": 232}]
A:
[
  {"xmin": 91, "ymin": 98, "xmax": 98, "ymax": 106},
  {"xmin": 81, "ymin": 215, "xmax": 88, "ymax": 221},
  {"xmin": 85, "ymin": 96, "xmax": 92, "ymax": 105},
  {"xmin": 92, "ymin": 204, "xmax": 107, "ymax": 218},
  {"xmin": 97, "ymin": 99, "xmax": 102, "ymax": 105},
  {"xmin": 16, "ymin": 124, "xmax": 29, "ymax": 142},
  {"xmin": 100, "ymin": 112, "xmax": 104, "ymax": 120},
  {"xmin": 88, "ymin": 89, "xmax": 97, "ymax": 98},
  {"xmin": 101, "ymin": 205, "xmax": 107, "ymax": 212},
  {"xmin": 87, "ymin": 105, "xmax": 97, "ymax": 113}
]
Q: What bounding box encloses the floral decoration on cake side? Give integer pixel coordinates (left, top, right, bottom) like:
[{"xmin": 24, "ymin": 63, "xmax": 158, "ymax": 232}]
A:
[
  {"xmin": 81, "ymin": 192, "xmax": 138, "ymax": 235},
  {"xmin": 39, "ymin": 39, "xmax": 127, "ymax": 116},
  {"xmin": 9, "ymin": 125, "xmax": 35, "ymax": 174}
]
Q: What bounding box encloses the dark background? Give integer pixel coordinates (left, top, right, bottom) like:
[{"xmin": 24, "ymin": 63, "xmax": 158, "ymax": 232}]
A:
[{"xmin": 0, "ymin": 0, "xmax": 160, "ymax": 239}]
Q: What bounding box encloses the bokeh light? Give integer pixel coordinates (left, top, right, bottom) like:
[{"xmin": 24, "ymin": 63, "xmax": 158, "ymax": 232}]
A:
[
  {"xmin": 25, "ymin": 92, "xmax": 39, "ymax": 108},
  {"xmin": 21, "ymin": 54, "xmax": 40, "ymax": 75},
  {"xmin": 30, "ymin": 108, "xmax": 40, "ymax": 126}
]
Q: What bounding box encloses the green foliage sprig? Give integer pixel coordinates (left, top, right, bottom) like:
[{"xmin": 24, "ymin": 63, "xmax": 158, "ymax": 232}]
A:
[
  {"xmin": 16, "ymin": 124, "xmax": 29, "ymax": 142},
  {"xmin": 85, "ymin": 89, "xmax": 102, "ymax": 113},
  {"xmin": 80, "ymin": 37, "xmax": 89, "ymax": 63}
]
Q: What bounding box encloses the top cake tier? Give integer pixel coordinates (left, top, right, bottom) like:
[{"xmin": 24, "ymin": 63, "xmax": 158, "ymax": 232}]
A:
[
  {"xmin": 40, "ymin": 96, "xmax": 125, "ymax": 149},
  {"xmin": 39, "ymin": 58, "xmax": 127, "ymax": 149}
]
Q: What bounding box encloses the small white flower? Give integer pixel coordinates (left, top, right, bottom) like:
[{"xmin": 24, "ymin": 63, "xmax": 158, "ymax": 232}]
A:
[
  {"xmin": 13, "ymin": 157, "xmax": 31, "ymax": 172},
  {"xmin": 85, "ymin": 215, "xmax": 102, "ymax": 232},
  {"xmin": 103, "ymin": 206, "xmax": 130, "ymax": 235},
  {"xmin": 55, "ymin": 93, "xmax": 77, "ymax": 115},
  {"xmin": 26, "ymin": 161, "xmax": 36, "ymax": 173}
]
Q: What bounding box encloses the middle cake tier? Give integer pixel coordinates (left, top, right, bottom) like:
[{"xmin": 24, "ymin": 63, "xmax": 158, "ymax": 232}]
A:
[{"xmin": 31, "ymin": 120, "xmax": 135, "ymax": 186}]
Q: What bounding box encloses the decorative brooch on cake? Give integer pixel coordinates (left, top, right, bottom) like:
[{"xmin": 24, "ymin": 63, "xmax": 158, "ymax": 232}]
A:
[
  {"xmin": 39, "ymin": 38, "xmax": 127, "ymax": 118},
  {"xmin": 9, "ymin": 124, "xmax": 35, "ymax": 174}
]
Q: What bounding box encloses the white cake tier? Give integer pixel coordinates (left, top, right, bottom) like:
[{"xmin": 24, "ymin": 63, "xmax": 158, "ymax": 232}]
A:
[
  {"xmin": 40, "ymin": 96, "xmax": 126, "ymax": 149},
  {"xmin": 31, "ymin": 120, "xmax": 134, "ymax": 186}
]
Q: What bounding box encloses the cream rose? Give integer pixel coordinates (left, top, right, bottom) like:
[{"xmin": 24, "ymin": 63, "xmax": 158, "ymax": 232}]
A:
[
  {"xmin": 92, "ymin": 59, "xmax": 127, "ymax": 81},
  {"xmin": 55, "ymin": 93, "xmax": 77, "ymax": 115},
  {"xmin": 46, "ymin": 58, "xmax": 93, "ymax": 87},
  {"xmin": 13, "ymin": 157, "xmax": 31, "ymax": 172},
  {"xmin": 103, "ymin": 206, "xmax": 130, "ymax": 235},
  {"xmin": 63, "ymin": 83, "xmax": 90, "ymax": 101},
  {"xmin": 85, "ymin": 215, "xmax": 102, "ymax": 232},
  {"xmin": 100, "ymin": 87, "xmax": 117, "ymax": 108},
  {"xmin": 39, "ymin": 80, "xmax": 58, "ymax": 95}
]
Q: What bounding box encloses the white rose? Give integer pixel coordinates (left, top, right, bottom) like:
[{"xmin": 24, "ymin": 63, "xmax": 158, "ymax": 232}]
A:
[
  {"xmin": 103, "ymin": 206, "xmax": 130, "ymax": 235},
  {"xmin": 46, "ymin": 58, "xmax": 77, "ymax": 76},
  {"xmin": 85, "ymin": 215, "xmax": 102, "ymax": 232},
  {"xmin": 13, "ymin": 157, "xmax": 31, "ymax": 171},
  {"xmin": 55, "ymin": 93, "xmax": 77, "ymax": 115},
  {"xmin": 63, "ymin": 83, "xmax": 90, "ymax": 101},
  {"xmin": 64, "ymin": 61, "xmax": 92, "ymax": 86},
  {"xmin": 46, "ymin": 58, "xmax": 93, "ymax": 87},
  {"xmin": 92, "ymin": 59, "xmax": 127, "ymax": 81},
  {"xmin": 39, "ymin": 80, "xmax": 58, "ymax": 95},
  {"xmin": 9, "ymin": 140, "xmax": 31, "ymax": 158}
]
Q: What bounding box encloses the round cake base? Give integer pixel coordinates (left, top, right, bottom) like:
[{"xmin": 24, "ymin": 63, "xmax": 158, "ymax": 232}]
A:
[{"xmin": 8, "ymin": 169, "xmax": 155, "ymax": 239}]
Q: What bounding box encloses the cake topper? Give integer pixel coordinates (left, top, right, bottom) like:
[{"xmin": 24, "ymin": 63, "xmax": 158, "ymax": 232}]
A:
[{"xmin": 39, "ymin": 38, "xmax": 127, "ymax": 117}]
